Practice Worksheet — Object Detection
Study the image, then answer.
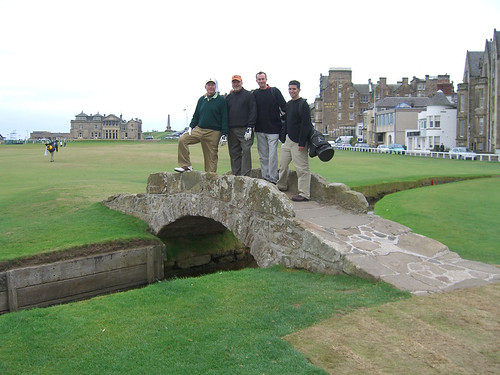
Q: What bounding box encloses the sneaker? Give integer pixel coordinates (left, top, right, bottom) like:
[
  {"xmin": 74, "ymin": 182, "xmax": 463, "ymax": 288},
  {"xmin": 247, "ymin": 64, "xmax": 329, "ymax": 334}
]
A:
[
  {"xmin": 291, "ymin": 195, "xmax": 309, "ymax": 202},
  {"xmin": 174, "ymin": 166, "xmax": 192, "ymax": 173}
]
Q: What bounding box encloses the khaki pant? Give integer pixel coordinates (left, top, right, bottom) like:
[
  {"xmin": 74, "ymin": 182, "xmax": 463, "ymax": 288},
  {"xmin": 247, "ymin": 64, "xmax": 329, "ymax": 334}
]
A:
[
  {"xmin": 277, "ymin": 135, "xmax": 311, "ymax": 199},
  {"xmin": 177, "ymin": 126, "xmax": 221, "ymax": 173}
]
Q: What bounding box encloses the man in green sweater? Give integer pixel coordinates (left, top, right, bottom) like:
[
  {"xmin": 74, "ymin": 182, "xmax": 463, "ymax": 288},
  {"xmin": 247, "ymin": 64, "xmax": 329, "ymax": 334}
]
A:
[{"xmin": 175, "ymin": 78, "xmax": 228, "ymax": 173}]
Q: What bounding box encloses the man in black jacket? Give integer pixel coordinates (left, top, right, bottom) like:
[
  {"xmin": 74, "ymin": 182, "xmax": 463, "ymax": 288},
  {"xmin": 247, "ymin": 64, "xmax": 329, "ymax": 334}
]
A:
[
  {"xmin": 253, "ymin": 71, "xmax": 286, "ymax": 184},
  {"xmin": 277, "ymin": 80, "xmax": 311, "ymax": 201},
  {"xmin": 226, "ymin": 75, "xmax": 257, "ymax": 176}
]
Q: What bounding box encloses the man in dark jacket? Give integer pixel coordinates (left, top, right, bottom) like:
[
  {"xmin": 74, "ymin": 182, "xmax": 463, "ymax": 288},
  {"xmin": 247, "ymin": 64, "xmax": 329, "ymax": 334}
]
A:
[
  {"xmin": 226, "ymin": 75, "xmax": 257, "ymax": 176},
  {"xmin": 253, "ymin": 71, "xmax": 286, "ymax": 184},
  {"xmin": 277, "ymin": 80, "xmax": 311, "ymax": 201}
]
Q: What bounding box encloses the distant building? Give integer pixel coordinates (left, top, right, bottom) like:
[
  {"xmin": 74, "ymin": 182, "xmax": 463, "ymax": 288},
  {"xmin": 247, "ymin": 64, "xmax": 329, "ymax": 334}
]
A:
[
  {"xmin": 456, "ymin": 29, "xmax": 500, "ymax": 153},
  {"xmin": 314, "ymin": 68, "xmax": 455, "ymax": 139},
  {"xmin": 30, "ymin": 131, "xmax": 71, "ymax": 140},
  {"xmin": 406, "ymin": 91, "xmax": 457, "ymax": 151},
  {"xmin": 70, "ymin": 112, "xmax": 142, "ymax": 140}
]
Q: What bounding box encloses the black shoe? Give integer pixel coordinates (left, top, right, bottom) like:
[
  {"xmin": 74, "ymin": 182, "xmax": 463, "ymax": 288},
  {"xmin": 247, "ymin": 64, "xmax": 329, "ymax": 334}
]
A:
[{"xmin": 291, "ymin": 195, "xmax": 309, "ymax": 202}]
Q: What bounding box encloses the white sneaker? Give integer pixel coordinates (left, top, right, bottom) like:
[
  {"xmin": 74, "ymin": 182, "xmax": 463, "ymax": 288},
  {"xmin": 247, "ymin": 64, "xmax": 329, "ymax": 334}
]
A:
[{"xmin": 174, "ymin": 166, "xmax": 192, "ymax": 173}]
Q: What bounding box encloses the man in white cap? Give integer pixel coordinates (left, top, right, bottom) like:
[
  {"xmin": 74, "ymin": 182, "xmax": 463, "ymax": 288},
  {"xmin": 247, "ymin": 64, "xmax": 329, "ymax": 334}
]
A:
[{"xmin": 175, "ymin": 78, "xmax": 228, "ymax": 173}]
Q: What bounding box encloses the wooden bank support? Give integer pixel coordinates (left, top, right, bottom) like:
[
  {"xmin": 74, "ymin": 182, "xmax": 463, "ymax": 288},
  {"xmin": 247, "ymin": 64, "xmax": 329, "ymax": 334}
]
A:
[{"xmin": 0, "ymin": 244, "xmax": 165, "ymax": 314}]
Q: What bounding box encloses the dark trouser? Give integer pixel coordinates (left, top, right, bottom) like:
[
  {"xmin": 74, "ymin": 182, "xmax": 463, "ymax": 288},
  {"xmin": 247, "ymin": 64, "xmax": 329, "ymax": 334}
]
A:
[{"xmin": 228, "ymin": 127, "xmax": 254, "ymax": 176}]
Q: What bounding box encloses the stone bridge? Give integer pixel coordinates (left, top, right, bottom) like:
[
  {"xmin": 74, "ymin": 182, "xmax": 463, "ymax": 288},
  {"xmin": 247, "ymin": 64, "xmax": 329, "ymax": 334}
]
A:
[{"xmin": 102, "ymin": 171, "xmax": 500, "ymax": 295}]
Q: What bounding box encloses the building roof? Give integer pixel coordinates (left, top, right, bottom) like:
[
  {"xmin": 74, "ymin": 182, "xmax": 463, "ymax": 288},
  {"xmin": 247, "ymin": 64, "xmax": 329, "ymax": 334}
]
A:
[
  {"xmin": 429, "ymin": 90, "xmax": 454, "ymax": 107},
  {"xmin": 354, "ymin": 84, "xmax": 370, "ymax": 95},
  {"xmin": 495, "ymin": 29, "xmax": 500, "ymax": 58},
  {"xmin": 375, "ymin": 96, "xmax": 431, "ymax": 109},
  {"xmin": 466, "ymin": 51, "xmax": 483, "ymax": 77}
]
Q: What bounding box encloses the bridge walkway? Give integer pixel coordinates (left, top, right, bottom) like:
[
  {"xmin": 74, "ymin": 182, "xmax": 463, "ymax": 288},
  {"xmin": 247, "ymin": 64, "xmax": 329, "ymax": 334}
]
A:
[{"xmin": 290, "ymin": 197, "xmax": 500, "ymax": 295}]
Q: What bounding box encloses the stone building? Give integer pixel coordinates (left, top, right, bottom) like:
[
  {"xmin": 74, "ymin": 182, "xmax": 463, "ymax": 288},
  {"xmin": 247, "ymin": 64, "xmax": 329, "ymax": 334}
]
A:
[
  {"xmin": 314, "ymin": 68, "xmax": 454, "ymax": 140},
  {"xmin": 456, "ymin": 29, "xmax": 500, "ymax": 154},
  {"xmin": 30, "ymin": 131, "xmax": 71, "ymax": 140},
  {"xmin": 70, "ymin": 112, "xmax": 142, "ymax": 140}
]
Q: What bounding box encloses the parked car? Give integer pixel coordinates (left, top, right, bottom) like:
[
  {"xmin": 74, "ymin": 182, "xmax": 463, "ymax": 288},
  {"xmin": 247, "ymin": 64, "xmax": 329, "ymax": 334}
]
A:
[
  {"xmin": 449, "ymin": 147, "xmax": 478, "ymax": 160},
  {"xmin": 355, "ymin": 143, "xmax": 370, "ymax": 148},
  {"xmin": 388, "ymin": 143, "xmax": 406, "ymax": 154},
  {"xmin": 376, "ymin": 144, "xmax": 389, "ymax": 153}
]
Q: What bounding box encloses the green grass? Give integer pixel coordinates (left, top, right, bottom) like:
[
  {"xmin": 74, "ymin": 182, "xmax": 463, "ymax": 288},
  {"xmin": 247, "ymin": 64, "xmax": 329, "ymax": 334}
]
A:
[
  {"xmin": 0, "ymin": 266, "xmax": 409, "ymax": 375},
  {"xmin": 375, "ymin": 177, "xmax": 500, "ymax": 264}
]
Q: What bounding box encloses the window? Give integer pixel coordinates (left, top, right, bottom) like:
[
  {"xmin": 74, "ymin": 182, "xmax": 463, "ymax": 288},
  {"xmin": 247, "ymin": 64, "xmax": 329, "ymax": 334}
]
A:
[
  {"xmin": 349, "ymin": 101, "xmax": 354, "ymax": 108},
  {"xmin": 338, "ymin": 92, "xmax": 342, "ymax": 99},
  {"xmin": 479, "ymin": 117, "xmax": 484, "ymax": 135},
  {"xmin": 479, "ymin": 88, "xmax": 484, "ymax": 108},
  {"xmin": 434, "ymin": 115, "xmax": 440, "ymax": 128},
  {"xmin": 350, "ymin": 92, "xmax": 354, "ymax": 98},
  {"xmin": 459, "ymin": 120, "xmax": 465, "ymax": 137},
  {"xmin": 459, "ymin": 95, "xmax": 465, "ymax": 112},
  {"xmin": 349, "ymin": 113, "xmax": 354, "ymax": 121},
  {"xmin": 338, "ymin": 102, "xmax": 342, "ymax": 109},
  {"xmin": 429, "ymin": 116, "xmax": 434, "ymax": 128},
  {"xmin": 419, "ymin": 119, "xmax": 426, "ymax": 129},
  {"xmin": 338, "ymin": 113, "xmax": 342, "ymax": 121}
]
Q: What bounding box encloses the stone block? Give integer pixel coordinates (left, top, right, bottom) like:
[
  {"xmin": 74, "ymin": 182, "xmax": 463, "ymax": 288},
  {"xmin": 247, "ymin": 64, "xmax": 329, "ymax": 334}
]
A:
[{"xmin": 397, "ymin": 232, "xmax": 449, "ymax": 257}]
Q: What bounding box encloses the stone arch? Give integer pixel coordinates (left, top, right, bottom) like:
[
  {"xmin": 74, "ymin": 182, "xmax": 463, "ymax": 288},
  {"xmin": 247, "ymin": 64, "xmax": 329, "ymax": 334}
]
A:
[
  {"xmin": 103, "ymin": 172, "xmax": 294, "ymax": 267},
  {"xmin": 102, "ymin": 171, "xmax": 360, "ymax": 273}
]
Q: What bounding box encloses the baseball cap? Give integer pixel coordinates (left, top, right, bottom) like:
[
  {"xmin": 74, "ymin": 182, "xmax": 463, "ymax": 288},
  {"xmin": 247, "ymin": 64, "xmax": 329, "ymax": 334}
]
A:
[
  {"xmin": 205, "ymin": 78, "xmax": 217, "ymax": 85},
  {"xmin": 231, "ymin": 75, "xmax": 242, "ymax": 82}
]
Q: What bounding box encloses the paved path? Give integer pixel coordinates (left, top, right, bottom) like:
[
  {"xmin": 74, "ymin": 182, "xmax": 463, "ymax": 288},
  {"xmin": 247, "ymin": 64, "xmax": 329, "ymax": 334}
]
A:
[{"xmin": 290, "ymin": 199, "xmax": 500, "ymax": 295}]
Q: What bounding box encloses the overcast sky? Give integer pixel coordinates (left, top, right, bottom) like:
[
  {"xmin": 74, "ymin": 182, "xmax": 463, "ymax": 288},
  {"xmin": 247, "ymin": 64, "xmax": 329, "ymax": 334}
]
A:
[{"xmin": 1, "ymin": 0, "xmax": 499, "ymax": 138}]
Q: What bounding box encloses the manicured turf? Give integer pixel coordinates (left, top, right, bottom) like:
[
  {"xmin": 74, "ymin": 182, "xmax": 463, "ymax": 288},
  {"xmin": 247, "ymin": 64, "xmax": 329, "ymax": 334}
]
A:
[
  {"xmin": 375, "ymin": 177, "xmax": 500, "ymax": 264},
  {"xmin": 0, "ymin": 267, "xmax": 409, "ymax": 374}
]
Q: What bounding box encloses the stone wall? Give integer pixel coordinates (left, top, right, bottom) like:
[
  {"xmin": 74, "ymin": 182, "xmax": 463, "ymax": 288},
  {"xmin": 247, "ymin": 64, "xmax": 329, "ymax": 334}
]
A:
[{"xmin": 102, "ymin": 171, "xmax": 367, "ymax": 274}]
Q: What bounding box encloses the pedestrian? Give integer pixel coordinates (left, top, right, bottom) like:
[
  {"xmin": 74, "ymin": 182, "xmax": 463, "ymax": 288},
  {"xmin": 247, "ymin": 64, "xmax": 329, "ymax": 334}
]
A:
[
  {"xmin": 174, "ymin": 78, "xmax": 228, "ymax": 173},
  {"xmin": 253, "ymin": 71, "xmax": 286, "ymax": 184},
  {"xmin": 277, "ymin": 80, "xmax": 311, "ymax": 202},
  {"xmin": 226, "ymin": 74, "xmax": 257, "ymax": 176},
  {"xmin": 45, "ymin": 140, "xmax": 58, "ymax": 162}
]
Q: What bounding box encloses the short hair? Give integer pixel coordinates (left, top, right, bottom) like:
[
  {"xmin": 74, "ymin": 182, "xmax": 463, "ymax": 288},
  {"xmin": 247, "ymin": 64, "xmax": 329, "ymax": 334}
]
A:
[
  {"xmin": 289, "ymin": 80, "xmax": 300, "ymax": 89},
  {"xmin": 256, "ymin": 71, "xmax": 267, "ymax": 79}
]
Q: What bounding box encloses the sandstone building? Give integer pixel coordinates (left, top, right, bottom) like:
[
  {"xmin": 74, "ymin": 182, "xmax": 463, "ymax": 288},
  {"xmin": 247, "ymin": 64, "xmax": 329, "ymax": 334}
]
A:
[
  {"xmin": 456, "ymin": 29, "xmax": 500, "ymax": 154},
  {"xmin": 70, "ymin": 112, "xmax": 142, "ymax": 140}
]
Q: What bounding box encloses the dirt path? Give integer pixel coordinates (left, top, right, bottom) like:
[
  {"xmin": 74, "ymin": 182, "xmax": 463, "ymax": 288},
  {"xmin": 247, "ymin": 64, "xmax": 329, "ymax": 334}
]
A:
[{"xmin": 285, "ymin": 281, "xmax": 500, "ymax": 374}]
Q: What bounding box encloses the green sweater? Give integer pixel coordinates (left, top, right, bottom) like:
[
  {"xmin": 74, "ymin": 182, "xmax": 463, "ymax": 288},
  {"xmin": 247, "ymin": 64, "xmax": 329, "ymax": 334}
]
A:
[{"xmin": 190, "ymin": 93, "xmax": 228, "ymax": 135}]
